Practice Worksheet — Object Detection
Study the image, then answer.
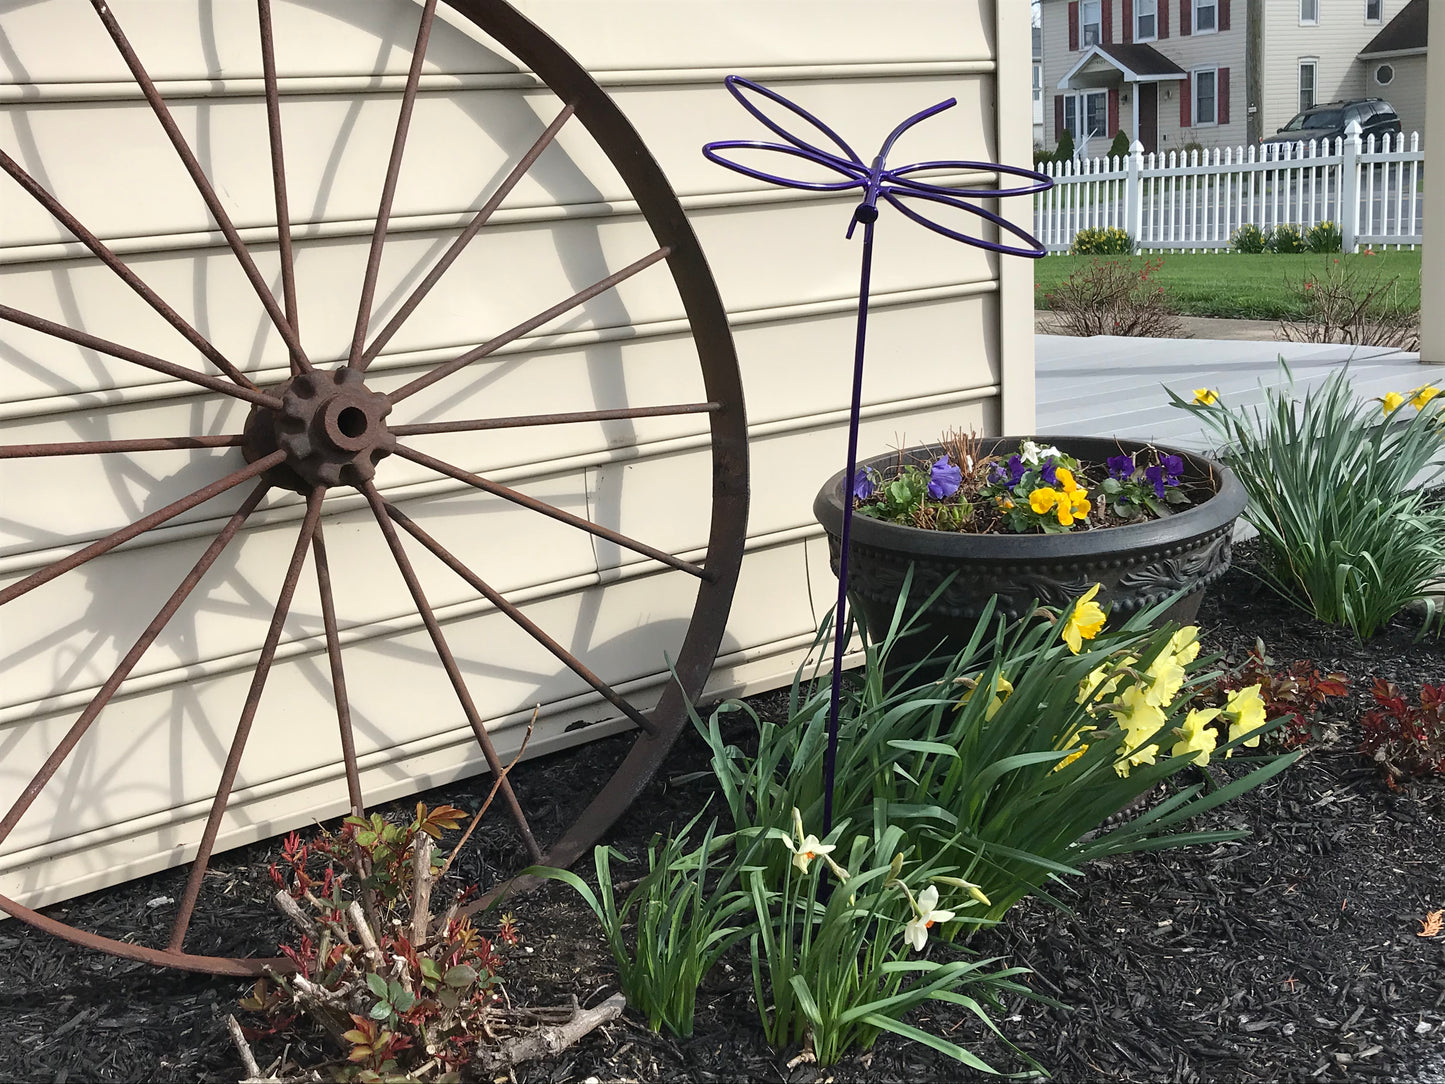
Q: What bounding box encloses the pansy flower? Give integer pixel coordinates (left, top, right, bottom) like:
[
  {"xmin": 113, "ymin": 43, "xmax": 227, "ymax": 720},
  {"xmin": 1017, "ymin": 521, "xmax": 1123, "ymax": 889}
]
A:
[
  {"xmin": 927, "ymin": 455, "xmax": 963, "ymax": 499},
  {"xmin": 852, "ymin": 469, "xmax": 875, "ymax": 501},
  {"xmin": 1107, "ymin": 454, "xmax": 1135, "ymax": 480}
]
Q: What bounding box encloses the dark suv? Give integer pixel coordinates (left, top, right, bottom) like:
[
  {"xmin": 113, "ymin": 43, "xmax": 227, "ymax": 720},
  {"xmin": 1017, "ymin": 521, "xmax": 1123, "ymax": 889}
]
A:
[{"xmin": 1262, "ymin": 99, "xmax": 1401, "ymax": 147}]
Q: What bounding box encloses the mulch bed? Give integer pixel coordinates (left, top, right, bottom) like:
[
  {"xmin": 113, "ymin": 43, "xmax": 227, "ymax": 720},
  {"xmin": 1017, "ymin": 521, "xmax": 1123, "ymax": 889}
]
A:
[{"xmin": 1, "ymin": 540, "xmax": 1442, "ymax": 1083}]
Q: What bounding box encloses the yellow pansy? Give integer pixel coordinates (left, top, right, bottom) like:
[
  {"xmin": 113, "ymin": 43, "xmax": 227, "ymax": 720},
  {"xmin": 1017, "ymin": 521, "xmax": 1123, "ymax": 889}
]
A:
[
  {"xmin": 1029, "ymin": 487, "xmax": 1059, "ymax": 514},
  {"xmin": 1171, "ymin": 707, "xmax": 1221, "ymax": 766},
  {"xmin": 1409, "ymin": 384, "xmax": 1440, "ymax": 409},
  {"xmin": 1381, "ymin": 391, "xmax": 1405, "ymax": 414},
  {"xmin": 1193, "ymin": 388, "xmax": 1219, "ymax": 405},
  {"xmin": 1061, "ymin": 583, "xmax": 1107, "ymax": 653},
  {"xmin": 1055, "ymin": 466, "xmax": 1079, "ymax": 492}
]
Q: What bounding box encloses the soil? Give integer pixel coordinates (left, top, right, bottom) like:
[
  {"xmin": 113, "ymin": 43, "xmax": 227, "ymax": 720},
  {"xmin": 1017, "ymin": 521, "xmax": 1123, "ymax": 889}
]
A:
[{"xmin": 1, "ymin": 540, "xmax": 1442, "ymax": 1084}]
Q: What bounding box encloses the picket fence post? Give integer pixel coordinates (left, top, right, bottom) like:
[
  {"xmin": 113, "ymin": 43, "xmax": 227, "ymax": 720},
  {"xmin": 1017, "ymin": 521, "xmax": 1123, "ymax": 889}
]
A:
[
  {"xmin": 1126, "ymin": 140, "xmax": 1144, "ymax": 253},
  {"xmin": 1340, "ymin": 119, "xmax": 1362, "ymax": 253}
]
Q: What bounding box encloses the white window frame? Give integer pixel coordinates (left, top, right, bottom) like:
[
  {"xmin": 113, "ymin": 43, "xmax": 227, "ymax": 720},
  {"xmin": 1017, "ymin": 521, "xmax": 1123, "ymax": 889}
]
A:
[
  {"xmin": 1298, "ymin": 58, "xmax": 1318, "ymax": 111},
  {"xmin": 1364, "ymin": 0, "xmax": 1383, "ymax": 23},
  {"xmin": 1034, "ymin": 62, "xmax": 1043, "ymax": 104},
  {"xmin": 1063, "ymin": 89, "xmax": 1109, "ymax": 145},
  {"xmin": 1192, "ymin": 66, "xmax": 1219, "ymax": 127},
  {"xmin": 1300, "ymin": 0, "xmax": 1319, "ymax": 26},
  {"xmin": 1194, "ymin": 0, "xmax": 1218, "ymax": 34},
  {"xmin": 1135, "ymin": 0, "xmax": 1158, "ymax": 42},
  {"xmin": 1081, "ymin": 0, "xmax": 1102, "ymax": 48}
]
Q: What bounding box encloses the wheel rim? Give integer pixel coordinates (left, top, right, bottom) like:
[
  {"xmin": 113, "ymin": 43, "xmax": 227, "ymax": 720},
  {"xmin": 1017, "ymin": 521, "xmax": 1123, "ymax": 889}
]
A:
[{"xmin": 0, "ymin": 0, "xmax": 746, "ymax": 974}]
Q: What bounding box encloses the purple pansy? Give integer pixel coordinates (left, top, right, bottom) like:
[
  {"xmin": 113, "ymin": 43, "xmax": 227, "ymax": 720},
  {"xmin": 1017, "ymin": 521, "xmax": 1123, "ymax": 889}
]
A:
[
  {"xmin": 1162, "ymin": 454, "xmax": 1184, "ymax": 481},
  {"xmin": 1040, "ymin": 456, "xmax": 1059, "ymax": 487},
  {"xmin": 1144, "ymin": 464, "xmax": 1168, "ymax": 499},
  {"xmin": 1006, "ymin": 454, "xmax": 1027, "ymax": 487},
  {"xmin": 852, "ymin": 469, "xmax": 875, "ymax": 501},
  {"xmin": 928, "ymin": 454, "xmax": 963, "ymax": 499},
  {"xmin": 1107, "ymin": 454, "xmax": 1135, "ymax": 480}
]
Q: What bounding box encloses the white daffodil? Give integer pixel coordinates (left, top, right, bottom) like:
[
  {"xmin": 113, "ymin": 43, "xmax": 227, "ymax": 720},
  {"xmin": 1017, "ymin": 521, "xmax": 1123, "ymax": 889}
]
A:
[
  {"xmin": 903, "ymin": 884, "xmax": 955, "ymax": 952},
  {"xmin": 780, "ymin": 808, "xmax": 847, "ymax": 879}
]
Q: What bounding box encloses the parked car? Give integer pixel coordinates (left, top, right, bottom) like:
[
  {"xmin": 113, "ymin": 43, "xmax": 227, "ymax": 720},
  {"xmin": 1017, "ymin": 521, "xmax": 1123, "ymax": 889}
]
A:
[{"xmin": 1262, "ymin": 99, "xmax": 1401, "ymax": 148}]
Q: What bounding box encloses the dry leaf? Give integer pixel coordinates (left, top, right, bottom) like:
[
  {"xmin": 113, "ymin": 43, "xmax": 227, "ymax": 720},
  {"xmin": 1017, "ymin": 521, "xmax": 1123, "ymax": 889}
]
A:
[{"xmin": 1418, "ymin": 910, "xmax": 1443, "ymax": 938}]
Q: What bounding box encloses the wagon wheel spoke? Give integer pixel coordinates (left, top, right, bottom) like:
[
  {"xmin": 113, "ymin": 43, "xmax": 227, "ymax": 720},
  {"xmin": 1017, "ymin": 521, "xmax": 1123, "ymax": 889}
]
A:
[
  {"xmin": 257, "ymin": 0, "xmax": 301, "ymax": 368},
  {"xmin": 0, "ymin": 435, "xmax": 246, "ymax": 460},
  {"xmin": 382, "ymin": 500, "xmax": 658, "ymax": 735},
  {"xmin": 0, "ymin": 150, "xmax": 257, "ymax": 391},
  {"xmin": 311, "ymin": 520, "xmax": 364, "ymax": 816},
  {"xmin": 357, "ymin": 102, "xmax": 577, "ymax": 372},
  {"xmin": 0, "ymin": 483, "xmax": 270, "ymax": 850},
  {"xmin": 360, "ymin": 480, "xmax": 543, "ymax": 862},
  {"xmin": 0, "ymin": 304, "xmax": 282, "ymax": 411},
  {"xmin": 0, "ymin": 450, "xmax": 284, "ymax": 607},
  {"xmin": 388, "ymin": 401, "xmax": 719, "ymax": 436},
  {"xmin": 167, "ymin": 487, "xmax": 325, "ymax": 952},
  {"xmin": 88, "ymin": 0, "xmax": 313, "ymax": 373},
  {"xmin": 347, "ymin": 0, "xmax": 439, "ymax": 369},
  {"xmin": 387, "ymin": 247, "xmax": 671, "ymax": 404},
  {"xmin": 394, "ymin": 444, "xmax": 709, "ymax": 579}
]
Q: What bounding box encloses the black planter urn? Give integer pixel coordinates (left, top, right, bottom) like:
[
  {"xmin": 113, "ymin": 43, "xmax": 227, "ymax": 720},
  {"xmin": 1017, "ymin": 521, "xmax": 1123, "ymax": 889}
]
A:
[{"xmin": 813, "ymin": 436, "xmax": 1247, "ymax": 661}]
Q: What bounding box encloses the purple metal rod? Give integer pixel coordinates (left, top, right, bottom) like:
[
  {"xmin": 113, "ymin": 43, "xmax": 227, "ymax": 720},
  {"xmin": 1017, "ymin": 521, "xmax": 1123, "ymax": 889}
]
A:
[{"xmin": 704, "ymin": 76, "xmax": 1051, "ymax": 830}]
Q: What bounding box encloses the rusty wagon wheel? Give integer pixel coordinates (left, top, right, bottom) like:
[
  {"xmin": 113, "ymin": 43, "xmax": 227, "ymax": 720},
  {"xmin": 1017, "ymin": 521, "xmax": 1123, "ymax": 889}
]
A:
[{"xmin": 0, "ymin": 0, "xmax": 746, "ymax": 975}]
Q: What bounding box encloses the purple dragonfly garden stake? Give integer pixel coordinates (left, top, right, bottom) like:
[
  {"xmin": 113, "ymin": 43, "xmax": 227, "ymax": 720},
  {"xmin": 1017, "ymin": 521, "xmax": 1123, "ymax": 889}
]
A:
[{"xmin": 703, "ymin": 75, "xmax": 1053, "ymax": 830}]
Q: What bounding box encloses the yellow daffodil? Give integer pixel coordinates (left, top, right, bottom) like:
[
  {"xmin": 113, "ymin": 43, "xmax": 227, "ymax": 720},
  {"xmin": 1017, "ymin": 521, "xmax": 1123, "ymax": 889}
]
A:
[
  {"xmin": 1061, "ymin": 583, "xmax": 1107, "ymax": 653},
  {"xmin": 1169, "ymin": 626, "xmax": 1202, "ymax": 666},
  {"xmin": 959, "ymin": 673, "xmax": 1014, "ymax": 720},
  {"xmin": 1053, "ymin": 725, "xmax": 1096, "ymax": 772},
  {"xmin": 1193, "ymin": 388, "xmax": 1219, "ymax": 405},
  {"xmin": 1381, "ymin": 391, "xmax": 1406, "ymax": 414},
  {"xmin": 903, "ymin": 885, "xmax": 956, "ymax": 951},
  {"xmin": 1029, "ymin": 487, "xmax": 1059, "ymax": 514},
  {"xmin": 1140, "ymin": 644, "xmax": 1189, "ymax": 708},
  {"xmin": 1172, "ymin": 707, "xmax": 1221, "ymax": 766},
  {"xmin": 1222, "ymin": 684, "xmax": 1268, "ymax": 756},
  {"xmin": 1409, "ymin": 384, "xmax": 1440, "ymax": 409},
  {"xmin": 1111, "ymin": 685, "xmax": 1166, "ymax": 776},
  {"xmin": 1077, "ymin": 660, "xmax": 1130, "ymax": 705}
]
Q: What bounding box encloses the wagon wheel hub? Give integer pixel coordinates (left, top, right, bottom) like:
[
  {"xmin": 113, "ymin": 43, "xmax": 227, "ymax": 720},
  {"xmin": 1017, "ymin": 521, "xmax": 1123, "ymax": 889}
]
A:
[{"xmin": 242, "ymin": 367, "xmax": 395, "ymax": 493}]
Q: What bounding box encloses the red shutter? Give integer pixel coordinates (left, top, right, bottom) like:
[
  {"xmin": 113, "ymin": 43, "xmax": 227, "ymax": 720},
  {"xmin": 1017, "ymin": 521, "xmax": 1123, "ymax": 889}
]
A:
[
  {"xmin": 1181, "ymin": 0, "xmax": 1192, "ymax": 35},
  {"xmin": 1181, "ymin": 73, "xmax": 1192, "ymax": 127},
  {"xmin": 1160, "ymin": 0, "xmax": 1170, "ymax": 37},
  {"xmin": 1069, "ymin": 1, "xmax": 1080, "ymax": 50},
  {"xmin": 1102, "ymin": 0, "xmax": 1113, "ymax": 43},
  {"xmin": 1056, "ymin": 95, "xmax": 1066, "ymax": 140},
  {"xmin": 1218, "ymin": 67, "xmax": 1230, "ymax": 124},
  {"xmin": 1124, "ymin": 0, "xmax": 1134, "ymax": 42},
  {"xmin": 1220, "ymin": 0, "xmax": 1231, "ymax": 30},
  {"xmin": 1108, "ymin": 87, "xmax": 1120, "ymax": 137}
]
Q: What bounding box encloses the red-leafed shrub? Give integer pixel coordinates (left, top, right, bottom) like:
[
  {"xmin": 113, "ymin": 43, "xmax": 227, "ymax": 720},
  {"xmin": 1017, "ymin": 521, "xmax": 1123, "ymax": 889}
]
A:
[
  {"xmin": 1359, "ymin": 681, "xmax": 1445, "ymax": 787},
  {"xmin": 1204, "ymin": 640, "xmax": 1349, "ymax": 750}
]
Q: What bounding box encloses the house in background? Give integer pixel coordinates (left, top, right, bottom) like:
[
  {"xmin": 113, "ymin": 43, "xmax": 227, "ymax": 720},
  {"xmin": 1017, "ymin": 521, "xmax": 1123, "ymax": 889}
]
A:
[
  {"xmin": 1034, "ymin": 24, "xmax": 1046, "ymax": 146},
  {"xmin": 1359, "ymin": 0, "xmax": 1429, "ymax": 137},
  {"xmin": 1039, "ymin": 0, "xmax": 1422, "ymax": 157}
]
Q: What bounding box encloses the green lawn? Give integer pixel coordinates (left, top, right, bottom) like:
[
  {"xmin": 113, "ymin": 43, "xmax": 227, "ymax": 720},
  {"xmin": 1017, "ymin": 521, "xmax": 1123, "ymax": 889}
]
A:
[{"xmin": 1033, "ymin": 250, "xmax": 1422, "ymax": 321}]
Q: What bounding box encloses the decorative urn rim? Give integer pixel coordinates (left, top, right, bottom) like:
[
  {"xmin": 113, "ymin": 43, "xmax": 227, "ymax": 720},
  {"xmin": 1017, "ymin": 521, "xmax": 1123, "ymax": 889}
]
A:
[{"xmin": 813, "ymin": 435, "xmax": 1247, "ymax": 561}]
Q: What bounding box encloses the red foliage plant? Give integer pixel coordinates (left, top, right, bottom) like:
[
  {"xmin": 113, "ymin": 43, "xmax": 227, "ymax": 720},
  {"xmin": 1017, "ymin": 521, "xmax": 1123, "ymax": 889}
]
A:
[
  {"xmin": 1359, "ymin": 681, "xmax": 1445, "ymax": 788},
  {"xmin": 1206, "ymin": 640, "xmax": 1349, "ymax": 750}
]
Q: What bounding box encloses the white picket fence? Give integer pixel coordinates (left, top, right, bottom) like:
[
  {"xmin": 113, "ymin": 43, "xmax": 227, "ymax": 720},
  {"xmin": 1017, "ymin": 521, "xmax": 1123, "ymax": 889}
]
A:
[{"xmin": 1034, "ymin": 121, "xmax": 1424, "ymax": 254}]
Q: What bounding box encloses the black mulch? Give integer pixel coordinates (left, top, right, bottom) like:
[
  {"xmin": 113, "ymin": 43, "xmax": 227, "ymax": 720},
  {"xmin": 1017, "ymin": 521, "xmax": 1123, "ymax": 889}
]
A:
[{"xmin": 2, "ymin": 540, "xmax": 1443, "ymax": 1083}]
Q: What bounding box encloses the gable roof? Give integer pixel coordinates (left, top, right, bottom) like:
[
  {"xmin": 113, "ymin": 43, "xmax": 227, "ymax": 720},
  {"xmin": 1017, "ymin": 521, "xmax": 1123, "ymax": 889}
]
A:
[
  {"xmin": 1057, "ymin": 43, "xmax": 1186, "ymax": 89},
  {"xmin": 1359, "ymin": 0, "xmax": 1427, "ymax": 57}
]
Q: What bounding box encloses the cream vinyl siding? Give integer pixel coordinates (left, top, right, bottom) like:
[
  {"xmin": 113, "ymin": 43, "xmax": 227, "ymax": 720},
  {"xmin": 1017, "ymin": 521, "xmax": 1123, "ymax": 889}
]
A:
[
  {"xmin": 1366, "ymin": 55, "xmax": 1427, "ymax": 137},
  {"xmin": 0, "ymin": 0, "xmax": 1028, "ymax": 909},
  {"xmin": 1259, "ymin": 0, "xmax": 1411, "ymax": 135}
]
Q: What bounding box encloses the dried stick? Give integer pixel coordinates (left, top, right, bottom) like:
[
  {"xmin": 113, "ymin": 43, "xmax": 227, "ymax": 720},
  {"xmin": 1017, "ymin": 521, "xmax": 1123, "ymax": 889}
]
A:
[
  {"xmin": 411, "ymin": 830, "xmax": 435, "ymax": 946},
  {"xmin": 348, "ymin": 900, "xmax": 383, "ymax": 969},
  {"xmin": 437, "ymin": 708, "xmax": 538, "ymax": 880},
  {"xmin": 272, "ymin": 889, "xmax": 318, "ymax": 937},
  {"xmin": 227, "ymin": 1013, "xmax": 264, "ymax": 1079},
  {"xmin": 475, "ymin": 993, "xmax": 626, "ymax": 1072}
]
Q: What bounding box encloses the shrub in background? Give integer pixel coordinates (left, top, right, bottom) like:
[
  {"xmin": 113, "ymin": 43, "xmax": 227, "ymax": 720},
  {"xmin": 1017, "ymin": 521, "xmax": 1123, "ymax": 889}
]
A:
[
  {"xmin": 1269, "ymin": 223, "xmax": 1307, "ymax": 254},
  {"xmin": 1230, "ymin": 224, "xmax": 1270, "ymax": 254},
  {"xmin": 1107, "ymin": 129, "xmax": 1132, "ymax": 160},
  {"xmin": 1070, "ymin": 226, "xmax": 1134, "ymax": 256},
  {"xmin": 1171, "ymin": 362, "xmax": 1445, "ymax": 639},
  {"xmin": 1054, "ymin": 127, "xmax": 1075, "ymax": 162},
  {"xmin": 1278, "ymin": 258, "xmax": 1421, "ymax": 350},
  {"xmin": 1179, "ymin": 140, "xmax": 1207, "ymax": 161},
  {"xmin": 1041, "ymin": 256, "xmax": 1183, "ymax": 337},
  {"xmin": 1306, "ymin": 220, "xmax": 1343, "ymax": 254},
  {"xmin": 1033, "ymin": 148, "xmax": 1055, "ymax": 171}
]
